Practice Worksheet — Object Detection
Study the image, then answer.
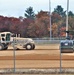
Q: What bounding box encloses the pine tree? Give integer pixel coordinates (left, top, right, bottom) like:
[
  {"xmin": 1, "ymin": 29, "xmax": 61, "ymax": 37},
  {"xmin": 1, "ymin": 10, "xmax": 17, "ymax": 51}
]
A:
[{"xmin": 25, "ymin": 6, "xmax": 35, "ymax": 20}]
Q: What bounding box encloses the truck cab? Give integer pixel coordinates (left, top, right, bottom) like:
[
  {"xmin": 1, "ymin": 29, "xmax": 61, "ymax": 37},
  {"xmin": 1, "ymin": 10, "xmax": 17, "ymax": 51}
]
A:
[
  {"xmin": 0, "ymin": 32, "xmax": 13, "ymax": 50},
  {"xmin": 0, "ymin": 32, "xmax": 12, "ymax": 42}
]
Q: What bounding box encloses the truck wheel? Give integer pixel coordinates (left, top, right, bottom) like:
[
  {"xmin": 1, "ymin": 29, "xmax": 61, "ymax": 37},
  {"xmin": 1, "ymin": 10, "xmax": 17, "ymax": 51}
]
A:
[
  {"xmin": 32, "ymin": 44, "xmax": 35, "ymax": 49},
  {"xmin": 25, "ymin": 43, "xmax": 33, "ymax": 50},
  {"xmin": 0, "ymin": 43, "xmax": 4, "ymax": 50},
  {"xmin": 3, "ymin": 43, "xmax": 8, "ymax": 50}
]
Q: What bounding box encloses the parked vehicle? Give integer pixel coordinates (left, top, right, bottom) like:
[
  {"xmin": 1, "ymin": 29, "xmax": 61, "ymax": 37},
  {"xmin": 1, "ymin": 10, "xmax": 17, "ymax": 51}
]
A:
[{"xmin": 0, "ymin": 32, "xmax": 35, "ymax": 50}]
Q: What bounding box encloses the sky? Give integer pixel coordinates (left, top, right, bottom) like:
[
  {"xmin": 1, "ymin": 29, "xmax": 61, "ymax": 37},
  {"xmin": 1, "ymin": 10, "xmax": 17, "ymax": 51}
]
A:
[{"xmin": 0, "ymin": 0, "xmax": 73, "ymax": 18}]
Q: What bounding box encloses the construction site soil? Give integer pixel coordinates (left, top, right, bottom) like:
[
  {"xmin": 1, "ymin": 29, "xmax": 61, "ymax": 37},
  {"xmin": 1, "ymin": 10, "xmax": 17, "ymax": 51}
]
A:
[{"xmin": 0, "ymin": 44, "xmax": 73, "ymax": 69}]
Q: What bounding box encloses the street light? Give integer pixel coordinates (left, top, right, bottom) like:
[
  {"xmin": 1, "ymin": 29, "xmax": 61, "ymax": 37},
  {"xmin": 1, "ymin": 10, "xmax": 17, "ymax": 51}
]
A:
[
  {"xmin": 49, "ymin": 0, "xmax": 52, "ymax": 40},
  {"xmin": 66, "ymin": 0, "xmax": 69, "ymax": 37},
  {"xmin": 60, "ymin": 0, "xmax": 69, "ymax": 73}
]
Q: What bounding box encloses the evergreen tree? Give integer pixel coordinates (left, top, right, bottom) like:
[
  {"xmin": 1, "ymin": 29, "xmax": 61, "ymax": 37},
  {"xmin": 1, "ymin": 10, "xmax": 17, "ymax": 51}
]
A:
[
  {"xmin": 25, "ymin": 6, "xmax": 35, "ymax": 20},
  {"xmin": 68, "ymin": 11, "xmax": 74, "ymax": 17},
  {"xmin": 53, "ymin": 5, "xmax": 66, "ymax": 17}
]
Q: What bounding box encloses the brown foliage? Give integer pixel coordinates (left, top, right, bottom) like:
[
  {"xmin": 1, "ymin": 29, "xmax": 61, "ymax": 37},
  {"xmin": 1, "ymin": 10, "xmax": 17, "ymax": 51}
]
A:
[{"xmin": 0, "ymin": 10, "xmax": 71, "ymax": 38}]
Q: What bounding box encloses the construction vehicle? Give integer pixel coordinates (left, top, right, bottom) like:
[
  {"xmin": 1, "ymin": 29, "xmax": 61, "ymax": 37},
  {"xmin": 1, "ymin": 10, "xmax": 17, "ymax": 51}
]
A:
[
  {"xmin": 60, "ymin": 31, "xmax": 74, "ymax": 53},
  {"xmin": 0, "ymin": 32, "xmax": 35, "ymax": 50}
]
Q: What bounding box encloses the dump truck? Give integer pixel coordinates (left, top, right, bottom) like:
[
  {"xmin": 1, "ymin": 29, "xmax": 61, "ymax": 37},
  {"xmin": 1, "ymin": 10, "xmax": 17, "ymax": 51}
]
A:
[{"xmin": 0, "ymin": 32, "xmax": 35, "ymax": 50}]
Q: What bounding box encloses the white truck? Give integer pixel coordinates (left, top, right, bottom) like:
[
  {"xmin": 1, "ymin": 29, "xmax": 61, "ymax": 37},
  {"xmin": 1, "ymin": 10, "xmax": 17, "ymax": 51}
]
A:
[{"xmin": 0, "ymin": 32, "xmax": 35, "ymax": 50}]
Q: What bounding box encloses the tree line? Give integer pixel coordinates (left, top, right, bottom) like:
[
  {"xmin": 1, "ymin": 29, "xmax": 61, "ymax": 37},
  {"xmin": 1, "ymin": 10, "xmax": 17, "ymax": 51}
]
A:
[{"xmin": 0, "ymin": 5, "xmax": 74, "ymax": 38}]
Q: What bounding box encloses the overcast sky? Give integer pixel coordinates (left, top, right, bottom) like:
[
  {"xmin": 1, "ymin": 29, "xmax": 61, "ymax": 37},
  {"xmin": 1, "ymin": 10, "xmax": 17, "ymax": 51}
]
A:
[{"xmin": 0, "ymin": 0, "xmax": 73, "ymax": 18}]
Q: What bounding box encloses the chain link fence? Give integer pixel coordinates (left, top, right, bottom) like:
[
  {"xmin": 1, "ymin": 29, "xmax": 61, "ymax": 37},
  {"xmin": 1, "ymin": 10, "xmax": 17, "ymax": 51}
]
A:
[{"xmin": 0, "ymin": 39, "xmax": 74, "ymax": 74}]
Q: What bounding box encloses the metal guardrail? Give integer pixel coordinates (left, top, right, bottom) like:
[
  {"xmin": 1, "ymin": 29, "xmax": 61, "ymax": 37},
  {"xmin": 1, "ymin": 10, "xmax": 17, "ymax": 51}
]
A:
[{"xmin": 34, "ymin": 40, "xmax": 60, "ymax": 44}]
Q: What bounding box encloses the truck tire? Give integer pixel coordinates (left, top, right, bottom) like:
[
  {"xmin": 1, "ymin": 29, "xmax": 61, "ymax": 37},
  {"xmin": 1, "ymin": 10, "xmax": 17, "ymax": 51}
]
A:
[
  {"xmin": 0, "ymin": 43, "xmax": 4, "ymax": 50},
  {"xmin": 25, "ymin": 43, "xmax": 33, "ymax": 50},
  {"xmin": 32, "ymin": 44, "xmax": 35, "ymax": 49},
  {"xmin": 3, "ymin": 43, "xmax": 8, "ymax": 50}
]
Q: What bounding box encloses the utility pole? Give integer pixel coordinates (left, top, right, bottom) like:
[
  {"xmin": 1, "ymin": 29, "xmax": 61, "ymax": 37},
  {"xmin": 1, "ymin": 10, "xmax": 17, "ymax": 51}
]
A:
[
  {"xmin": 49, "ymin": 0, "xmax": 52, "ymax": 40},
  {"xmin": 66, "ymin": 0, "xmax": 69, "ymax": 37}
]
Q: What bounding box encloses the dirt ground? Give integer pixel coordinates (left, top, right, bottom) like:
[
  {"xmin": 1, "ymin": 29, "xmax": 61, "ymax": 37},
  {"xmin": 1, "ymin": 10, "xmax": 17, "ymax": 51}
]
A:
[{"xmin": 0, "ymin": 44, "xmax": 74, "ymax": 69}]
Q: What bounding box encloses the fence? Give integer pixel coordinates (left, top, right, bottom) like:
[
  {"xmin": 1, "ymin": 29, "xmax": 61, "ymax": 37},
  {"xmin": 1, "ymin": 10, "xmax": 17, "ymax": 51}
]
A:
[{"xmin": 0, "ymin": 39, "xmax": 74, "ymax": 74}]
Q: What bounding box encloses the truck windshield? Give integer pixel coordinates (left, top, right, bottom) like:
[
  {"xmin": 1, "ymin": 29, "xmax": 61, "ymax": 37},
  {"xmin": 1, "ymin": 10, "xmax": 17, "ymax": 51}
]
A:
[{"xmin": 6, "ymin": 34, "xmax": 10, "ymax": 41}]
